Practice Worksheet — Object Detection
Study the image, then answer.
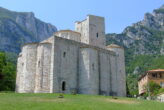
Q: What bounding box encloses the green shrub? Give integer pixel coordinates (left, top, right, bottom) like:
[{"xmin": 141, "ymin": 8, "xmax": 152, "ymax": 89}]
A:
[
  {"xmin": 158, "ymin": 88, "xmax": 164, "ymax": 94},
  {"xmin": 148, "ymin": 81, "xmax": 161, "ymax": 96}
]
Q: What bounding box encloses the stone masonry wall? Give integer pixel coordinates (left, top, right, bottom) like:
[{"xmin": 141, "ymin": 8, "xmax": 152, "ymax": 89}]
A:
[
  {"xmin": 34, "ymin": 43, "xmax": 52, "ymax": 93},
  {"xmin": 99, "ymin": 52, "xmax": 111, "ymax": 95},
  {"xmin": 16, "ymin": 36, "xmax": 126, "ymax": 97},
  {"xmin": 79, "ymin": 47, "xmax": 99, "ymax": 94},
  {"xmin": 75, "ymin": 19, "xmax": 89, "ymax": 44},
  {"xmin": 75, "ymin": 15, "xmax": 106, "ymax": 48},
  {"xmin": 108, "ymin": 47, "xmax": 126, "ymax": 96},
  {"xmin": 52, "ymin": 36, "xmax": 119, "ymax": 95},
  {"xmin": 88, "ymin": 15, "xmax": 106, "ymax": 48},
  {"xmin": 109, "ymin": 55, "xmax": 118, "ymax": 96},
  {"xmin": 17, "ymin": 44, "xmax": 38, "ymax": 93},
  {"xmin": 53, "ymin": 37, "xmax": 79, "ymax": 93},
  {"xmin": 16, "ymin": 53, "xmax": 23, "ymax": 92}
]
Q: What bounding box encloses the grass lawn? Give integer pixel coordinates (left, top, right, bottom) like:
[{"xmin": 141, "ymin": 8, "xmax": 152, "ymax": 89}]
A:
[{"xmin": 0, "ymin": 93, "xmax": 164, "ymax": 110}]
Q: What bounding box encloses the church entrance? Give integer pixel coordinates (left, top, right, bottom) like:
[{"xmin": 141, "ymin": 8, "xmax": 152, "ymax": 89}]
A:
[{"xmin": 62, "ymin": 81, "xmax": 66, "ymax": 91}]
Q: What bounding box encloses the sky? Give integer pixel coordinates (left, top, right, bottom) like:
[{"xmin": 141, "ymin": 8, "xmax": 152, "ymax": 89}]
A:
[{"xmin": 0, "ymin": 0, "xmax": 164, "ymax": 33}]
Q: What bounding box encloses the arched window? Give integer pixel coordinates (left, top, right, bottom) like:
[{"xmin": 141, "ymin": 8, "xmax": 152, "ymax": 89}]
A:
[{"xmin": 62, "ymin": 81, "xmax": 66, "ymax": 91}]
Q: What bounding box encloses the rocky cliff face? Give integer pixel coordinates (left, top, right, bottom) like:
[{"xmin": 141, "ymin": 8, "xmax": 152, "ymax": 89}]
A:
[
  {"xmin": 106, "ymin": 5, "xmax": 164, "ymax": 78},
  {"xmin": 106, "ymin": 5, "xmax": 164, "ymax": 55},
  {"xmin": 0, "ymin": 7, "xmax": 57, "ymax": 53},
  {"xmin": 107, "ymin": 5, "xmax": 164, "ymax": 95}
]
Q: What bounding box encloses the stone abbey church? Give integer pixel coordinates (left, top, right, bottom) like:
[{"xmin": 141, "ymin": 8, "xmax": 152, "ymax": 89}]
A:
[{"xmin": 16, "ymin": 15, "xmax": 126, "ymax": 96}]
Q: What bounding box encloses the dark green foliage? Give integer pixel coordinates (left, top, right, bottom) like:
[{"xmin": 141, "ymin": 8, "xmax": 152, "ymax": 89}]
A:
[
  {"xmin": 5, "ymin": 52, "xmax": 18, "ymax": 64},
  {"xmin": 126, "ymin": 74, "xmax": 138, "ymax": 96},
  {"xmin": 148, "ymin": 81, "xmax": 161, "ymax": 96},
  {"xmin": 126, "ymin": 54, "xmax": 164, "ymax": 75},
  {"xmin": 0, "ymin": 53, "xmax": 6, "ymax": 77},
  {"xmin": 158, "ymin": 88, "xmax": 164, "ymax": 94},
  {"xmin": 142, "ymin": 81, "xmax": 162, "ymax": 97},
  {"xmin": 0, "ymin": 52, "xmax": 16, "ymax": 91}
]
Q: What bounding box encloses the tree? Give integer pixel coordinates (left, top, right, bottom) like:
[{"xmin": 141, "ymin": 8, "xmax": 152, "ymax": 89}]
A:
[
  {"xmin": 126, "ymin": 74, "xmax": 138, "ymax": 96},
  {"xmin": 158, "ymin": 88, "xmax": 164, "ymax": 94},
  {"xmin": 0, "ymin": 52, "xmax": 16, "ymax": 91},
  {"xmin": 147, "ymin": 81, "xmax": 161, "ymax": 96}
]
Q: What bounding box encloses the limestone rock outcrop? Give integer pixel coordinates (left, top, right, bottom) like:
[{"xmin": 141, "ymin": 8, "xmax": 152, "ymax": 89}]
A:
[
  {"xmin": 0, "ymin": 7, "xmax": 57, "ymax": 53},
  {"xmin": 106, "ymin": 5, "xmax": 164, "ymax": 55}
]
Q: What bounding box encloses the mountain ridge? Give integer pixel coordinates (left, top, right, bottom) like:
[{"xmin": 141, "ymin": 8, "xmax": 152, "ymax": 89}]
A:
[
  {"xmin": 106, "ymin": 5, "xmax": 164, "ymax": 74},
  {"xmin": 0, "ymin": 7, "xmax": 57, "ymax": 53},
  {"xmin": 106, "ymin": 4, "xmax": 164, "ymax": 95},
  {"xmin": 106, "ymin": 5, "xmax": 164, "ymax": 55}
]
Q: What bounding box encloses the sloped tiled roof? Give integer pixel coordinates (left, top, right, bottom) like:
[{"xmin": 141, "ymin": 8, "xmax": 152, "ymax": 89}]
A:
[
  {"xmin": 138, "ymin": 69, "xmax": 164, "ymax": 81},
  {"xmin": 147, "ymin": 69, "xmax": 164, "ymax": 73}
]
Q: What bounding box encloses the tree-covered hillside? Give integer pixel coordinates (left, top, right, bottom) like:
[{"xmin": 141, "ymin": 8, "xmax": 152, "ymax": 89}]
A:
[
  {"xmin": 126, "ymin": 55, "xmax": 164, "ymax": 75},
  {"xmin": 106, "ymin": 5, "xmax": 164, "ymax": 96},
  {"xmin": 126, "ymin": 55, "xmax": 164, "ymax": 95}
]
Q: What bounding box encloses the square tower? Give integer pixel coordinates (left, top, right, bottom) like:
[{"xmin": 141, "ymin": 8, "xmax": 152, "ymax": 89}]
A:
[{"xmin": 75, "ymin": 15, "xmax": 106, "ymax": 48}]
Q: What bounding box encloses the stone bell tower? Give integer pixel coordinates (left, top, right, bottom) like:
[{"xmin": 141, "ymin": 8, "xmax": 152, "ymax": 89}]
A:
[{"xmin": 75, "ymin": 15, "xmax": 106, "ymax": 48}]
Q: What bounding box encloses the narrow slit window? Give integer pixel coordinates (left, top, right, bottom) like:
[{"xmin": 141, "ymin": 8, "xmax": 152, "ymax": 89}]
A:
[
  {"xmin": 63, "ymin": 52, "xmax": 66, "ymax": 58},
  {"xmin": 38, "ymin": 61, "xmax": 40, "ymax": 67},
  {"xmin": 92, "ymin": 63, "xmax": 95, "ymax": 70},
  {"xmin": 96, "ymin": 33, "xmax": 99, "ymax": 38}
]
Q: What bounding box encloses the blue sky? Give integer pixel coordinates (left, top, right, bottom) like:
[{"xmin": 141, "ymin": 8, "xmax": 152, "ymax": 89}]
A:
[{"xmin": 0, "ymin": 0, "xmax": 164, "ymax": 33}]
